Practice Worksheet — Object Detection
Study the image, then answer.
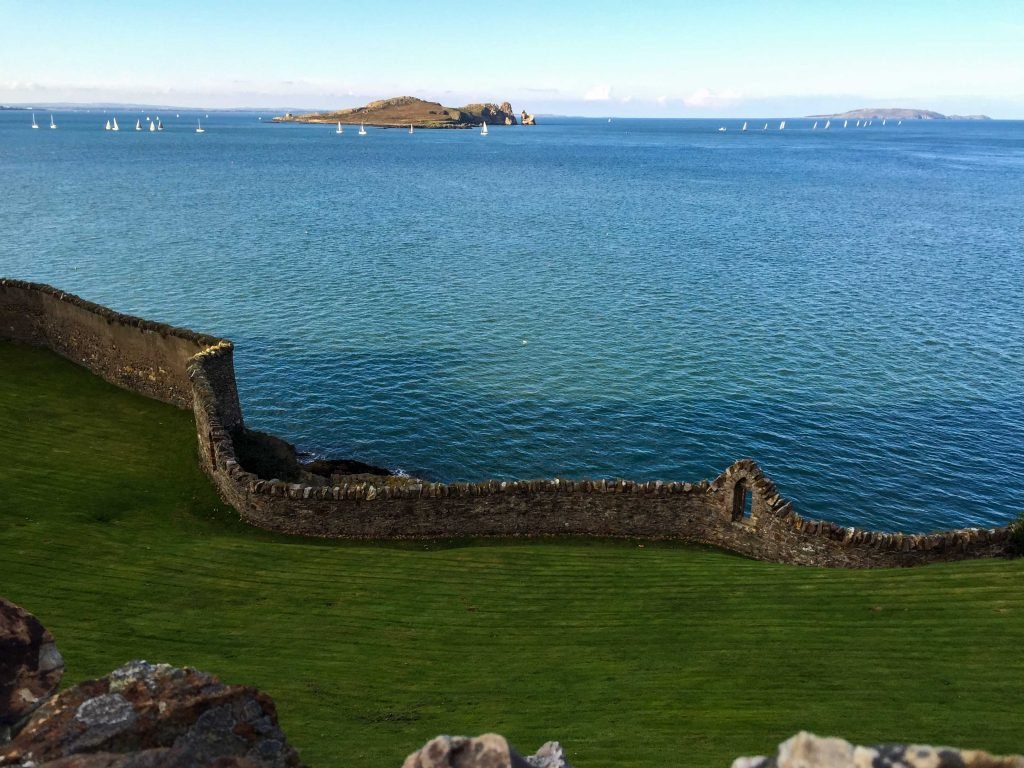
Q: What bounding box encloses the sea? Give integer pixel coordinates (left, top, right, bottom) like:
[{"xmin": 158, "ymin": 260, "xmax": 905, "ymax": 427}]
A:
[{"xmin": 2, "ymin": 109, "xmax": 1022, "ymax": 533}]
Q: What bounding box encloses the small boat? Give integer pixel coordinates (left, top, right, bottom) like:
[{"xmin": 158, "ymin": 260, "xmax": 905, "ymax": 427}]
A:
[
  {"xmin": 812, "ymin": 121, "xmax": 818, "ymax": 130},
  {"xmin": 149, "ymin": 120, "xmax": 156, "ymax": 132},
  {"xmin": 882, "ymin": 118, "xmax": 887, "ymax": 126},
  {"xmin": 31, "ymin": 113, "xmax": 39, "ymax": 129},
  {"xmin": 897, "ymin": 120, "xmax": 902, "ymax": 126},
  {"xmin": 779, "ymin": 121, "xmax": 785, "ymax": 130},
  {"xmin": 741, "ymin": 122, "xmax": 748, "ymax": 132},
  {"xmin": 856, "ymin": 120, "xmax": 861, "ymax": 127},
  {"xmin": 112, "ymin": 117, "xmax": 119, "ymax": 131},
  {"xmin": 196, "ymin": 119, "xmax": 205, "ymax": 134},
  {"xmin": 136, "ymin": 119, "xmax": 142, "ymax": 131},
  {"xmin": 843, "ymin": 120, "xmax": 848, "ymax": 128},
  {"xmin": 718, "ymin": 126, "xmax": 726, "ymax": 132},
  {"xmin": 50, "ymin": 114, "xmax": 57, "ymax": 129},
  {"xmin": 105, "ymin": 119, "xmax": 111, "ymax": 131},
  {"xmin": 481, "ymin": 121, "xmax": 488, "ymax": 136},
  {"xmin": 824, "ymin": 119, "xmax": 830, "ymax": 129},
  {"xmin": 409, "ymin": 123, "xmax": 414, "ymax": 134},
  {"xmin": 358, "ymin": 123, "xmax": 367, "ymax": 135},
  {"xmin": 156, "ymin": 118, "xmax": 163, "ymax": 131},
  {"xmin": 336, "ymin": 121, "xmax": 343, "ymax": 134},
  {"xmin": 763, "ymin": 123, "xmax": 768, "ymax": 130}
]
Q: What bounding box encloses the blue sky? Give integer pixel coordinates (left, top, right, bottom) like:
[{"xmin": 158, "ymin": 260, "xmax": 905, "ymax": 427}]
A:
[{"xmin": 3, "ymin": 0, "xmax": 1022, "ymax": 116}]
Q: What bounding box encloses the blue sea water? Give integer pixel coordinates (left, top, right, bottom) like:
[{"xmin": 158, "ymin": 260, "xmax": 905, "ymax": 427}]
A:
[{"xmin": 2, "ymin": 110, "xmax": 1022, "ymax": 533}]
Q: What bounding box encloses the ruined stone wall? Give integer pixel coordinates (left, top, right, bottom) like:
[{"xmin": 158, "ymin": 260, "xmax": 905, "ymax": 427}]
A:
[{"xmin": 1, "ymin": 279, "xmax": 1014, "ymax": 568}]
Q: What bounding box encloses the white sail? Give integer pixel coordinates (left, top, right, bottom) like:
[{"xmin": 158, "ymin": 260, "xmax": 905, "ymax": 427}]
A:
[
  {"xmin": 897, "ymin": 120, "xmax": 902, "ymax": 126},
  {"xmin": 481, "ymin": 121, "xmax": 488, "ymax": 135},
  {"xmin": 358, "ymin": 123, "xmax": 367, "ymax": 135},
  {"xmin": 112, "ymin": 117, "xmax": 119, "ymax": 131},
  {"xmin": 336, "ymin": 121, "xmax": 343, "ymax": 134},
  {"xmin": 50, "ymin": 114, "xmax": 56, "ymax": 129},
  {"xmin": 149, "ymin": 120, "xmax": 156, "ymax": 132},
  {"xmin": 812, "ymin": 121, "xmax": 818, "ymax": 130},
  {"xmin": 763, "ymin": 123, "xmax": 768, "ymax": 130},
  {"xmin": 105, "ymin": 119, "xmax": 111, "ymax": 131},
  {"xmin": 824, "ymin": 120, "xmax": 830, "ymax": 129},
  {"xmin": 843, "ymin": 120, "xmax": 848, "ymax": 128},
  {"xmin": 136, "ymin": 119, "xmax": 142, "ymax": 131},
  {"xmin": 31, "ymin": 112, "xmax": 39, "ymax": 129},
  {"xmin": 741, "ymin": 122, "xmax": 748, "ymax": 132},
  {"xmin": 409, "ymin": 123, "xmax": 414, "ymax": 134},
  {"xmin": 157, "ymin": 118, "xmax": 162, "ymax": 131},
  {"xmin": 856, "ymin": 120, "xmax": 860, "ymax": 127},
  {"xmin": 882, "ymin": 118, "xmax": 887, "ymax": 126},
  {"xmin": 779, "ymin": 121, "xmax": 785, "ymax": 130}
]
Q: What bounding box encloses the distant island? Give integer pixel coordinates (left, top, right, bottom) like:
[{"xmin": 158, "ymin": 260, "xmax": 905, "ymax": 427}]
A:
[
  {"xmin": 806, "ymin": 107, "xmax": 991, "ymax": 121},
  {"xmin": 272, "ymin": 96, "xmax": 537, "ymax": 129}
]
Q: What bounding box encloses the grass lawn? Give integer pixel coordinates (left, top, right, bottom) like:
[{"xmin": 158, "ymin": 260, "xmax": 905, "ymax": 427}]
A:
[{"xmin": 1, "ymin": 340, "xmax": 1023, "ymax": 767}]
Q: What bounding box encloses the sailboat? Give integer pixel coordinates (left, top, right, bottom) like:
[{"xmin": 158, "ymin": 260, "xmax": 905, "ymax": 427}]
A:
[
  {"xmin": 812, "ymin": 121, "xmax": 818, "ymax": 130},
  {"xmin": 718, "ymin": 126, "xmax": 727, "ymax": 132},
  {"xmin": 843, "ymin": 120, "xmax": 848, "ymax": 128},
  {"xmin": 763, "ymin": 123, "xmax": 768, "ymax": 130},
  {"xmin": 779, "ymin": 121, "xmax": 785, "ymax": 130},
  {"xmin": 49, "ymin": 114, "xmax": 57, "ymax": 129},
  {"xmin": 149, "ymin": 120, "xmax": 156, "ymax": 132},
  {"xmin": 824, "ymin": 119, "xmax": 831, "ymax": 130},
  {"xmin": 136, "ymin": 119, "xmax": 142, "ymax": 131},
  {"xmin": 105, "ymin": 119, "xmax": 111, "ymax": 131},
  {"xmin": 855, "ymin": 120, "xmax": 861, "ymax": 127},
  {"xmin": 156, "ymin": 118, "xmax": 163, "ymax": 131},
  {"xmin": 31, "ymin": 113, "xmax": 39, "ymax": 129},
  {"xmin": 336, "ymin": 121, "xmax": 343, "ymax": 134},
  {"xmin": 112, "ymin": 117, "xmax": 119, "ymax": 132},
  {"xmin": 196, "ymin": 119, "xmax": 205, "ymax": 134},
  {"xmin": 741, "ymin": 122, "xmax": 748, "ymax": 132},
  {"xmin": 409, "ymin": 123, "xmax": 414, "ymax": 134},
  {"xmin": 358, "ymin": 123, "xmax": 367, "ymax": 135},
  {"xmin": 897, "ymin": 120, "xmax": 902, "ymax": 126},
  {"xmin": 480, "ymin": 121, "xmax": 488, "ymax": 136},
  {"xmin": 882, "ymin": 118, "xmax": 887, "ymax": 126}
]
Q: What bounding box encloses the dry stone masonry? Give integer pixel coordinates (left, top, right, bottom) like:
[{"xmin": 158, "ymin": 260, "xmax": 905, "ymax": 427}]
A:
[{"xmin": 1, "ymin": 278, "xmax": 1015, "ymax": 568}]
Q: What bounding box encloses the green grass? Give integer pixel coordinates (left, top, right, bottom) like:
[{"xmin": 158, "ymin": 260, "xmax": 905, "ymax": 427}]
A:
[{"xmin": 2, "ymin": 340, "xmax": 1023, "ymax": 767}]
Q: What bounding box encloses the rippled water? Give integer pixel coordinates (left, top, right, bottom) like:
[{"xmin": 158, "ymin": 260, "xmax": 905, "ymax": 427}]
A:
[{"xmin": 3, "ymin": 110, "xmax": 1023, "ymax": 532}]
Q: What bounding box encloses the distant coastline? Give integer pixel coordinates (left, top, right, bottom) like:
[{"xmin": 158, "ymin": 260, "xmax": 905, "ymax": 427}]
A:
[{"xmin": 806, "ymin": 107, "xmax": 991, "ymax": 120}]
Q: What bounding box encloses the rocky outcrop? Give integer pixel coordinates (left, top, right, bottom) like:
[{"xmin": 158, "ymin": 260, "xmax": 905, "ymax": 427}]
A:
[
  {"xmin": 0, "ymin": 660, "xmax": 302, "ymax": 768},
  {"xmin": 733, "ymin": 732, "xmax": 1024, "ymax": 768},
  {"xmin": 402, "ymin": 734, "xmax": 571, "ymax": 768},
  {"xmin": 0, "ymin": 599, "xmax": 64, "ymax": 739},
  {"xmin": 460, "ymin": 103, "xmax": 517, "ymax": 125},
  {"xmin": 520, "ymin": 110, "xmax": 536, "ymax": 126}
]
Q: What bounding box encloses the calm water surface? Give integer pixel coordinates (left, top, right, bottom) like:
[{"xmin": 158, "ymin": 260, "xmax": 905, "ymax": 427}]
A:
[{"xmin": 3, "ymin": 110, "xmax": 1022, "ymax": 532}]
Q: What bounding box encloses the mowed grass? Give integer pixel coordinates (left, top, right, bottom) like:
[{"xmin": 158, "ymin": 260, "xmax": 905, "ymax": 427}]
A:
[{"xmin": 2, "ymin": 340, "xmax": 1023, "ymax": 767}]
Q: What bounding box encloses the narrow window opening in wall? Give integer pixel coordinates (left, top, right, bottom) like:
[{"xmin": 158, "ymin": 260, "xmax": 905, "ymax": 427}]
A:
[{"xmin": 732, "ymin": 480, "xmax": 750, "ymax": 521}]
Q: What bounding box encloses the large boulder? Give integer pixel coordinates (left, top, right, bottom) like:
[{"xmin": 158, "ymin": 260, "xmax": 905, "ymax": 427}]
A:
[
  {"xmin": 733, "ymin": 731, "xmax": 1024, "ymax": 768},
  {"xmin": 402, "ymin": 734, "xmax": 571, "ymax": 768},
  {"xmin": 0, "ymin": 660, "xmax": 302, "ymax": 767},
  {"xmin": 0, "ymin": 598, "xmax": 64, "ymax": 736}
]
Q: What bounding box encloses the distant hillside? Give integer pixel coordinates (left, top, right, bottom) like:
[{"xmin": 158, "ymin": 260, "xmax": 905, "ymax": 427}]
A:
[
  {"xmin": 272, "ymin": 96, "xmax": 533, "ymax": 128},
  {"xmin": 806, "ymin": 107, "xmax": 991, "ymax": 120}
]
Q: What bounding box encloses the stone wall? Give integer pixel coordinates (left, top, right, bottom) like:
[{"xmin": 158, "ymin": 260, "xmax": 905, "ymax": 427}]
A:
[{"xmin": 1, "ymin": 278, "xmax": 1014, "ymax": 568}]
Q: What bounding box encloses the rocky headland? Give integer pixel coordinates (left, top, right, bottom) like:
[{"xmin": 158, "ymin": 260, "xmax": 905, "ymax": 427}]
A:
[
  {"xmin": 272, "ymin": 96, "xmax": 535, "ymax": 128},
  {"xmin": 806, "ymin": 107, "xmax": 991, "ymax": 120}
]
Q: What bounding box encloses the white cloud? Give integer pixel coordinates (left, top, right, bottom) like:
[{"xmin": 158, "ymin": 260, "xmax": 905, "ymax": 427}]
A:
[
  {"xmin": 683, "ymin": 87, "xmax": 742, "ymax": 108},
  {"xmin": 584, "ymin": 84, "xmax": 612, "ymax": 101}
]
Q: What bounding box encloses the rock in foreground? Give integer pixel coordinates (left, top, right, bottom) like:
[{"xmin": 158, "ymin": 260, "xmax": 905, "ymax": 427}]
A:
[
  {"xmin": 0, "ymin": 660, "xmax": 302, "ymax": 767},
  {"xmin": 402, "ymin": 734, "xmax": 571, "ymax": 768},
  {"xmin": 733, "ymin": 731, "xmax": 1024, "ymax": 768},
  {"xmin": 0, "ymin": 598, "xmax": 64, "ymax": 737}
]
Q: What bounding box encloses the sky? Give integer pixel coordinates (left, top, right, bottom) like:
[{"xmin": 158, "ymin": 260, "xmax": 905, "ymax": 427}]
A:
[{"xmin": 2, "ymin": 0, "xmax": 1023, "ymax": 117}]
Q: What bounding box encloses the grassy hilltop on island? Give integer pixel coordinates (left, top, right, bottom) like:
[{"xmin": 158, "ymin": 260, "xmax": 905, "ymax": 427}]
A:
[{"xmin": 273, "ymin": 95, "xmax": 535, "ymax": 128}]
